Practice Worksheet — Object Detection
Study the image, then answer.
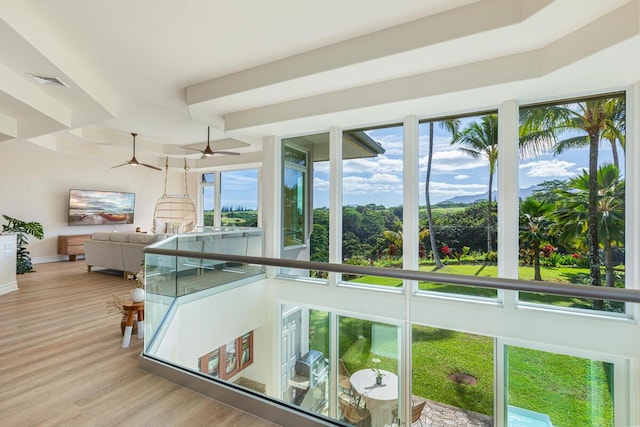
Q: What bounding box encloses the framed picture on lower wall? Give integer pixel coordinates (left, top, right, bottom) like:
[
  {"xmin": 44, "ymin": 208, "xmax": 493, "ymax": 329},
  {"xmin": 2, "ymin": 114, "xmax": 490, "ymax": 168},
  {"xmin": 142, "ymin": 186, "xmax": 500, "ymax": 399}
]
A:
[{"xmin": 198, "ymin": 330, "xmax": 254, "ymax": 380}]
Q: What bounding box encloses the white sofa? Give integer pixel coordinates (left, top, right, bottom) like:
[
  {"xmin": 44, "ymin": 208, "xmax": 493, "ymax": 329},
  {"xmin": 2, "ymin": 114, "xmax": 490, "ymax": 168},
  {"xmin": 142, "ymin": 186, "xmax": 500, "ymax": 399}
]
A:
[{"xmin": 84, "ymin": 232, "xmax": 166, "ymax": 276}]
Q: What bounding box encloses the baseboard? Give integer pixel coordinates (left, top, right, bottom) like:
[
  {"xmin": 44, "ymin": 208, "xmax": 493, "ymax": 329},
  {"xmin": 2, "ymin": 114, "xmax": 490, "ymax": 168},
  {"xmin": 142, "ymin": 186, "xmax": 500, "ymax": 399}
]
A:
[
  {"xmin": 0, "ymin": 281, "xmax": 18, "ymax": 295},
  {"xmin": 33, "ymin": 255, "xmax": 84, "ymax": 264}
]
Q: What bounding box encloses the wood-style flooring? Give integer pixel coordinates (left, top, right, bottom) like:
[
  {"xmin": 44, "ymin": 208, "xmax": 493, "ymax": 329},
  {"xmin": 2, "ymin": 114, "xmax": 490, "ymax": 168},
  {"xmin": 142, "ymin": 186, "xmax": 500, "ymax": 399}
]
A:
[{"xmin": 0, "ymin": 260, "xmax": 279, "ymax": 427}]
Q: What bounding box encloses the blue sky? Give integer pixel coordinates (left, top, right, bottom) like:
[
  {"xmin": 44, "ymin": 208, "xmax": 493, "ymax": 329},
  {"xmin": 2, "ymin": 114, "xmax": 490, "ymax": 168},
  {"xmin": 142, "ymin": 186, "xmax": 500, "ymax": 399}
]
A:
[
  {"xmin": 313, "ymin": 119, "xmax": 622, "ymax": 208},
  {"xmin": 205, "ymin": 118, "xmax": 623, "ymax": 210},
  {"xmin": 203, "ymin": 169, "xmax": 259, "ymax": 211}
]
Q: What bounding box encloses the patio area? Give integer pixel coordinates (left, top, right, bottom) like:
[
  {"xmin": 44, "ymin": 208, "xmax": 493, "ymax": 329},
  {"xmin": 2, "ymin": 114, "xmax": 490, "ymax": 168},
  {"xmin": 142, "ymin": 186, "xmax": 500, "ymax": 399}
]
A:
[{"xmin": 414, "ymin": 397, "xmax": 493, "ymax": 427}]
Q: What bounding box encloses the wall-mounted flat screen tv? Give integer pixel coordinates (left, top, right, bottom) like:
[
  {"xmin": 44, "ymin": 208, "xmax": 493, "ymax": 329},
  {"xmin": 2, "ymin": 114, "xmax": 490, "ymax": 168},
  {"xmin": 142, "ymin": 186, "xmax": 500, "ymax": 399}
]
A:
[{"xmin": 68, "ymin": 189, "xmax": 135, "ymax": 226}]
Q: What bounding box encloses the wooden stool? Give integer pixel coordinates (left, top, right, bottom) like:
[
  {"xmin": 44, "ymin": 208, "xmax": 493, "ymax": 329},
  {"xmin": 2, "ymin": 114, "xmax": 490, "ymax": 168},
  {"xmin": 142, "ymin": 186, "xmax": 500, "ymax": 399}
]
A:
[{"xmin": 122, "ymin": 299, "xmax": 144, "ymax": 348}]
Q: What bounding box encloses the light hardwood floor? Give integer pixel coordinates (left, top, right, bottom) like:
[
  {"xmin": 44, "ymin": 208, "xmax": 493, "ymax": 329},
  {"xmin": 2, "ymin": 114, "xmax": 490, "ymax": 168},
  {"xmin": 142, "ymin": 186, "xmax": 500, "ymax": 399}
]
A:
[{"xmin": 0, "ymin": 260, "xmax": 279, "ymax": 427}]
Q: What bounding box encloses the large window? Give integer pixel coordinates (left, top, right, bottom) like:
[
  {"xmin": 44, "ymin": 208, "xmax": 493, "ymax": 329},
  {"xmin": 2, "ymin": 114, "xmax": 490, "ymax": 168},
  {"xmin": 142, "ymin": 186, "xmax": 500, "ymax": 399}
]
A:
[
  {"xmin": 412, "ymin": 325, "xmax": 494, "ymax": 424},
  {"xmin": 338, "ymin": 315, "xmax": 400, "ymax": 427},
  {"xmin": 201, "ymin": 169, "xmax": 259, "ymax": 228},
  {"xmin": 221, "ymin": 169, "xmax": 258, "ymax": 227},
  {"xmin": 518, "ymin": 94, "xmax": 626, "ymax": 312},
  {"xmin": 506, "ymin": 345, "xmax": 614, "ymax": 427},
  {"xmin": 341, "ymin": 125, "xmax": 403, "ymax": 286},
  {"xmin": 417, "ymin": 113, "xmax": 499, "ymax": 298},
  {"xmin": 202, "ymin": 172, "xmax": 215, "ymax": 226},
  {"xmin": 283, "ymin": 144, "xmax": 308, "ymax": 247}
]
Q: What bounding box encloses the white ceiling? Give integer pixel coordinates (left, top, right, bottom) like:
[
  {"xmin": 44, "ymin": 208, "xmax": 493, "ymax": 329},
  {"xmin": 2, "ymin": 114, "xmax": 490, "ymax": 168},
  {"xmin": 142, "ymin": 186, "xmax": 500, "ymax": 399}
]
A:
[{"xmin": 1, "ymin": 0, "xmax": 638, "ymax": 169}]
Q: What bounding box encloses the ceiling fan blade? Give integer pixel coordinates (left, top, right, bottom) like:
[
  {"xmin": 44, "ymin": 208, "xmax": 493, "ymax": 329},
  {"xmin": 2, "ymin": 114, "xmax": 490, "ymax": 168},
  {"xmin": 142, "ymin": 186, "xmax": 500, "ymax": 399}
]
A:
[
  {"xmin": 141, "ymin": 163, "xmax": 162, "ymax": 171},
  {"xmin": 211, "ymin": 151, "xmax": 240, "ymax": 156},
  {"xmin": 186, "ymin": 127, "xmax": 241, "ymax": 158},
  {"xmin": 181, "ymin": 146, "xmax": 205, "ymax": 153},
  {"xmin": 112, "ymin": 133, "xmax": 160, "ymax": 171}
]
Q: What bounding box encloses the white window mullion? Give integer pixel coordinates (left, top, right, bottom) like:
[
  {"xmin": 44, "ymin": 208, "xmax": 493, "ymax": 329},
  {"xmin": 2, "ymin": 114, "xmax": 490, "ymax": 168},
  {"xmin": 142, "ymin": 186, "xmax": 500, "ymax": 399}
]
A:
[
  {"xmin": 262, "ymin": 135, "xmax": 281, "ymax": 262},
  {"xmin": 498, "ymin": 100, "xmax": 519, "ymax": 307},
  {"xmin": 403, "ymin": 115, "xmax": 419, "ymax": 272},
  {"xmin": 402, "ymin": 115, "xmax": 418, "ymax": 426},
  {"xmin": 625, "ymin": 83, "xmax": 639, "ymax": 426},
  {"xmin": 214, "ymin": 170, "xmax": 222, "ymax": 228},
  {"xmin": 329, "ymin": 127, "xmax": 343, "ymax": 287}
]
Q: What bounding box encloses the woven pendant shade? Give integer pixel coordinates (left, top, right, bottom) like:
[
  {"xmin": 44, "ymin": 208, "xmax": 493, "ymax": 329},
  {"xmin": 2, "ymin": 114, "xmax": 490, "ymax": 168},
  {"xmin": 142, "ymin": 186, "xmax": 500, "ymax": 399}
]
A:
[{"xmin": 152, "ymin": 158, "xmax": 197, "ymax": 234}]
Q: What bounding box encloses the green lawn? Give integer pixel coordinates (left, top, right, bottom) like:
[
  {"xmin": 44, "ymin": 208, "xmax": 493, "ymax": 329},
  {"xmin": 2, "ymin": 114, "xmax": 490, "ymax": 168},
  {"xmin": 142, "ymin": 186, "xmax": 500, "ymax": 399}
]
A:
[
  {"xmin": 507, "ymin": 346, "xmax": 613, "ymax": 427},
  {"xmin": 349, "ymin": 263, "xmax": 623, "ymax": 311},
  {"xmin": 411, "ymin": 326, "xmax": 494, "ymax": 415}
]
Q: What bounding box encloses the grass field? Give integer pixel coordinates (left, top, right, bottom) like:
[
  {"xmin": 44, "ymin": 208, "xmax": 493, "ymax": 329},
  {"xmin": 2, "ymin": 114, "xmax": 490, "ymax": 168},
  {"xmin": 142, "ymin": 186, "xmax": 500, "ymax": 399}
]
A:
[{"xmin": 349, "ymin": 262, "xmax": 622, "ymax": 311}]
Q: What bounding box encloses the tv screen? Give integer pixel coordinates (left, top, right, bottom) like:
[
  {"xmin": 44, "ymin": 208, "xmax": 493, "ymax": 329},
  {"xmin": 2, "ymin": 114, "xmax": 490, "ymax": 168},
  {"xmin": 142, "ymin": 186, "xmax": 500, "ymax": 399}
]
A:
[{"xmin": 68, "ymin": 189, "xmax": 135, "ymax": 226}]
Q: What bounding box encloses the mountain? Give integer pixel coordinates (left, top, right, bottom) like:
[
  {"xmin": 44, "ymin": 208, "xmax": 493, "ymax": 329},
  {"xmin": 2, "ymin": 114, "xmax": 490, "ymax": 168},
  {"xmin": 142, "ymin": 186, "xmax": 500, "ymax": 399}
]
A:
[{"xmin": 437, "ymin": 185, "xmax": 540, "ymax": 205}]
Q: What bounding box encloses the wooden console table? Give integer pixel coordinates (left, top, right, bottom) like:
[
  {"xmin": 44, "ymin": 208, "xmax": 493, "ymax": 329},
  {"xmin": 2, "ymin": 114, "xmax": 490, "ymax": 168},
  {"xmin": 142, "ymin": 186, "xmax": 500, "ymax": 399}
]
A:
[{"xmin": 58, "ymin": 234, "xmax": 91, "ymax": 261}]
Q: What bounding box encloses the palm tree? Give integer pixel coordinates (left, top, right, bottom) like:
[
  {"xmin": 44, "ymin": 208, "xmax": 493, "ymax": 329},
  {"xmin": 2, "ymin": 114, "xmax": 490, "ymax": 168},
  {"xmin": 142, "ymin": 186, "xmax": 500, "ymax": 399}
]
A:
[
  {"xmin": 425, "ymin": 122, "xmax": 443, "ymax": 268},
  {"xmin": 554, "ymin": 164, "xmax": 625, "ymax": 288},
  {"xmin": 601, "ymin": 98, "xmax": 625, "ymax": 172},
  {"xmin": 520, "ymin": 96, "xmax": 624, "ymax": 291},
  {"xmin": 424, "ymin": 119, "xmax": 459, "ymax": 268},
  {"xmin": 519, "ymin": 198, "xmax": 554, "ymax": 281},
  {"xmin": 451, "ymin": 114, "xmax": 498, "ymax": 253}
]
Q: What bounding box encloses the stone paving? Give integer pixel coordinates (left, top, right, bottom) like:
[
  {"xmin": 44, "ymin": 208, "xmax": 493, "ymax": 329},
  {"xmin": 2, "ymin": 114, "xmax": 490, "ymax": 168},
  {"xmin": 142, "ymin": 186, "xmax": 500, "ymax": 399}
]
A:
[{"xmin": 416, "ymin": 398, "xmax": 493, "ymax": 427}]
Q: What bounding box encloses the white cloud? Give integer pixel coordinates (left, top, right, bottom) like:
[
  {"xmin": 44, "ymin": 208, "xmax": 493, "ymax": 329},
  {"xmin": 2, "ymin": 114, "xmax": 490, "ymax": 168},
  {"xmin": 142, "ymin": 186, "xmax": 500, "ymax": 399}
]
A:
[
  {"xmin": 379, "ymin": 139, "xmax": 403, "ymax": 156},
  {"xmin": 454, "ymin": 174, "xmax": 470, "ymax": 180},
  {"xmin": 343, "ymin": 155, "xmax": 403, "ymax": 174},
  {"xmin": 419, "ymin": 150, "xmax": 488, "ymax": 173},
  {"xmin": 418, "ymin": 133, "xmax": 454, "ymax": 156},
  {"xmin": 343, "ymin": 175, "xmax": 403, "ymax": 196},
  {"xmin": 313, "ymin": 161, "xmax": 330, "ymax": 173},
  {"xmin": 519, "ymin": 159, "xmax": 579, "ymax": 178},
  {"xmin": 419, "ymin": 181, "xmax": 487, "ymax": 198},
  {"xmin": 313, "ymin": 176, "xmax": 329, "ymax": 190},
  {"xmin": 370, "ymin": 173, "xmax": 401, "ymax": 183}
]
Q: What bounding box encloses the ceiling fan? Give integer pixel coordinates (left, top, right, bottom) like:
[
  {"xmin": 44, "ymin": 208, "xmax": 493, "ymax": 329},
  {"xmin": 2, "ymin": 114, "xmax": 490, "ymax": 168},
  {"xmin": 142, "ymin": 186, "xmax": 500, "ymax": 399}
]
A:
[
  {"xmin": 111, "ymin": 133, "xmax": 161, "ymax": 170},
  {"xmin": 182, "ymin": 126, "xmax": 240, "ymax": 158}
]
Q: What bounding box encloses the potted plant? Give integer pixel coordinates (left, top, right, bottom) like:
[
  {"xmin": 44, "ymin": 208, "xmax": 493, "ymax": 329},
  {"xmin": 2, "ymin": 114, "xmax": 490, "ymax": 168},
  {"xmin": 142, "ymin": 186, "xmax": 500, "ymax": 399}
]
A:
[
  {"xmin": 128, "ymin": 269, "xmax": 146, "ymax": 302},
  {"xmin": 371, "ymin": 357, "xmax": 384, "ymax": 385},
  {"xmin": 106, "ymin": 269, "xmax": 145, "ymax": 335},
  {"xmin": 1, "ymin": 214, "xmax": 44, "ymax": 274}
]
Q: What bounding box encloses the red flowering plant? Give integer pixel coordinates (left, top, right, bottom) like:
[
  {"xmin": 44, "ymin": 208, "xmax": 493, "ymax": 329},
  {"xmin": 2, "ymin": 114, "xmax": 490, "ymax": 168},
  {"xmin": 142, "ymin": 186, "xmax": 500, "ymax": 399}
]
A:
[
  {"xmin": 441, "ymin": 245, "xmax": 452, "ymax": 258},
  {"xmin": 541, "ymin": 244, "xmax": 556, "ymax": 258}
]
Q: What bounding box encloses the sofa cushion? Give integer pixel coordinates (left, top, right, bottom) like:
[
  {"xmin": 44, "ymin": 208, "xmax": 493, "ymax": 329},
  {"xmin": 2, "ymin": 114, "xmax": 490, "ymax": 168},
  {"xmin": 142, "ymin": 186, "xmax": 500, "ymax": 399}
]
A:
[
  {"xmin": 154, "ymin": 218, "xmax": 167, "ymax": 234},
  {"xmin": 91, "ymin": 232, "xmax": 112, "ymax": 241},
  {"xmin": 129, "ymin": 233, "xmax": 158, "ymax": 245},
  {"xmin": 109, "ymin": 233, "xmax": 131, "ymax": 243}
]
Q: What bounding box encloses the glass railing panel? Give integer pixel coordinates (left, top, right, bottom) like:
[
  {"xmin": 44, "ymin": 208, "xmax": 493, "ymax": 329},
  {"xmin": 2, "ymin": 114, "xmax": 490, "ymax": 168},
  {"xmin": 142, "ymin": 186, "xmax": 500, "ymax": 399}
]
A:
[
  {"xmin": 143, "ymin": 251, "xmax": 177, "ymax": 352},
  {"xmin": 506, "ymin": 345, "xmax": 614, "ymax": 427},
  {"xmin": 140, "ymin": 246, "xmax": 638, "ymax": 427},
  {"xmin": 411, "ymin": 325, "xmax": 494, "ymax": 426},
  {"xmin": 517, "ymin": 95, "xmax": 626, "ymax": 315},
  {"xmin": 417, "ymin": 276, "xmax": 498, "ymax": 299},
  {"xmin": 338, "ymin": 315, "xmax": 400, "ymax": 427},
  {"xmin": 145, "ymin": 228, "xmax": 265, "ymax": 298},
  {"xmin": 282, "ymin": 305, "xmax": 329, "ymax": 415},
  {"xmin": 518, "ymin": 290, "xmax": 625, "ymax": 314}
]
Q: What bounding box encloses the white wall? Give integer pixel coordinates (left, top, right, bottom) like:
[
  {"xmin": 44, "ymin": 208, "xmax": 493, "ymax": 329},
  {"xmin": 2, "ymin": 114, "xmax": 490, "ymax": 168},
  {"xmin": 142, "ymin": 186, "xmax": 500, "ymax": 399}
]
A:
[
  {"xmin": 0, "ymin": 141, "xmax": 189, "ymax": 262},
  {"xmin": 0, "ymin": 234, "xmax": 17, "ymax": 294},
  {"xmin": 154, "ymin": 281, "xmax": 271, "ymax": 386}
]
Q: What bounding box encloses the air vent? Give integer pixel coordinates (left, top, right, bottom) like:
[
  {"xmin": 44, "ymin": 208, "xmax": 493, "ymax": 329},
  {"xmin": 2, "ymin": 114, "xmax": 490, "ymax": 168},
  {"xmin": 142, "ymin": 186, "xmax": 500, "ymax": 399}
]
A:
[{"xmin": 27, "ymin": 73, "xmax": 68, "ymax": 87}]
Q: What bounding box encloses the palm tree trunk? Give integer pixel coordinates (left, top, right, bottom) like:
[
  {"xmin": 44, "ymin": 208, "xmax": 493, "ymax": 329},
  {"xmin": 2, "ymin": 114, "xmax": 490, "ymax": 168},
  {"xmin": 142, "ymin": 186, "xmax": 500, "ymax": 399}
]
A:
[
  {"xmin": 603, "ymin": 239, "xmax": 614, "ymax": 288},
  {"xmin": 610, "ymin": 140, "xmax": 619, "ymax": 172},
  {"xmin": 533, "ymin": 242, "xmax": 542, "ymax": 281},
  {"xmin": 587, "ymin": 132, "xmax": 603, "ymax": 308},
  {"xmin": 426, "ymin": 122, "xmax": 443, "ymax": 268},
  {"xmin": 486, "ymin": 172, "xmax": 494, "ymax": 254}
]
